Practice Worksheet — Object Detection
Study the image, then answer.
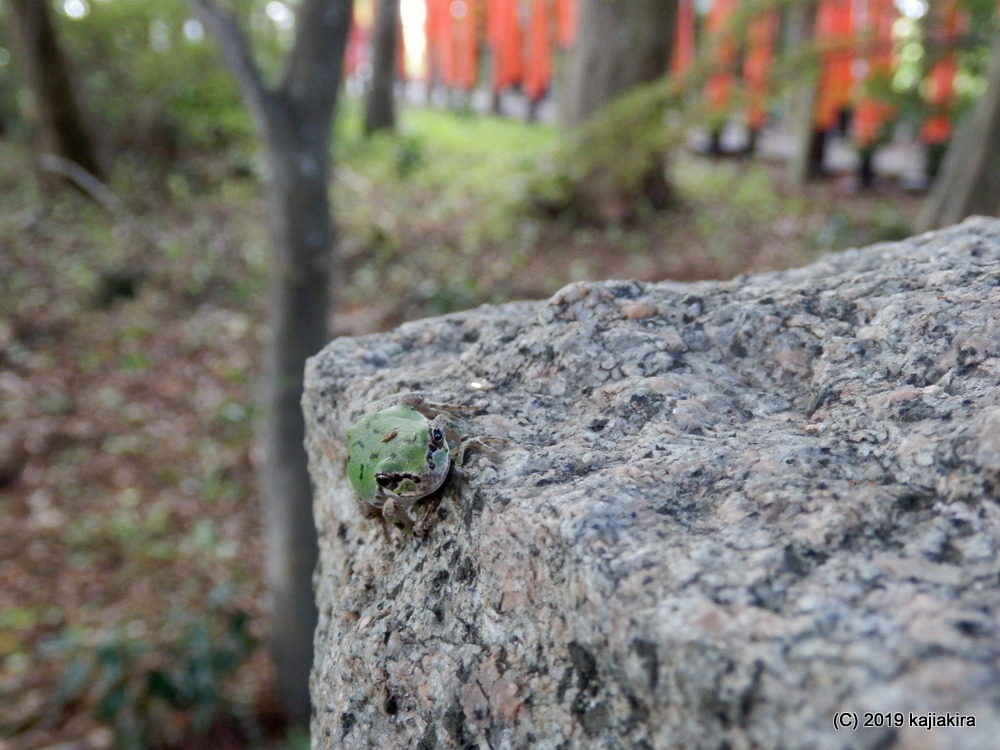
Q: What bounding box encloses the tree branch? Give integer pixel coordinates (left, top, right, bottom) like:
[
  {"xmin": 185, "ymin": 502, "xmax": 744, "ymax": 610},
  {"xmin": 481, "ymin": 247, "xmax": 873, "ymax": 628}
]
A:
[
  {"xmin": 185, "ymin": 0, "xmax": 272, "ymax": 133},
  {"xmin": 39, "ymin": 153, "xmax": 120, "ymax": 210}
]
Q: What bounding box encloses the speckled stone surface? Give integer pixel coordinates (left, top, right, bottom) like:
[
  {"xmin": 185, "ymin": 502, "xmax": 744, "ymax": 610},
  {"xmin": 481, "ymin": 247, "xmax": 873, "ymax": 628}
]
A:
[{"xmin": 305, "ymin": 217, "xmax": 1000, "ymax": 750}]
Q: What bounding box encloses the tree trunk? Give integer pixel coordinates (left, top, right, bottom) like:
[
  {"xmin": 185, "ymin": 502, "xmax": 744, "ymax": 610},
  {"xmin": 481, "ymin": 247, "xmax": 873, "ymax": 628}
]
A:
[
  {"xmin": 786, "ymin": 0, "xmax": 821, "ymax": 185},
  {"xmin": 548, "ymin": 0, "xmax": 676, "ymax": 223},
  {"xmin": 363, "ymin": 0, "xmax": 399, "ymax": 135},
  {"xmin": 560, "ymin": 0, "xmax": 676, "ymax": 130},
  {"xmin": 7, "ymin": 0, "xmax": 103, "ymax": 181},
  {"xmin": 256, "ymin": 101, "xmax": 334, "ymax": 727},
  {"xmin": 917, "ymin": 32, "xmax": 1000, "ymax": 231},
  {"xmin": 188, "ymin": 0, "xmax": 352, "ymax": 724}
]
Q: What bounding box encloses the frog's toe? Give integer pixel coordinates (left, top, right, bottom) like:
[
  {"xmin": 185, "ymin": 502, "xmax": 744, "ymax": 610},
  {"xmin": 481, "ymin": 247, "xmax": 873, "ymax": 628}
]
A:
[{"xmin": 453, "ymin": 436, "xmax": 507, "ymax": 466}]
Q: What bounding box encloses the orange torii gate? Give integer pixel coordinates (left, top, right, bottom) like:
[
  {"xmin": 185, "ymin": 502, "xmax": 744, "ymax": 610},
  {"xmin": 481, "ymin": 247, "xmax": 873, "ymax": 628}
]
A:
[
  {"xmin": 424, "ymin": 0, "xmax": 476, "ymax": 91},
  {"xmin": 344, "ymin": 0, "xmax": 963, "ymax": 157},
  {"xmin": 422, "ymin": 0, "xmax": 575, "ymax": 100},
  {"xmin": 853, "ymin": 0, "xmax": 898, "ymax": 148},
  {"xmin": 672, "ymin": 0, "xmax": 696, "ymax": 73},
  {"xmin": 814, "ymin": 0, "xmax": 855, "ymax": 131},
  {"xmin": 704, "ymin": 0, "xmax": 738, "ymax": 117},
  {"xmin": 523, "ymin": 0, "xmax": 552, "ymax": 102},
  {"xmin": 699, "ymin": 0, "xmax": 962, "ymax": 154},
  {"xmin": 743, "ymin": 8, "xmax": 778, "ymax": 132},
  {"xmin": 487, "ymin": 0, "xmax": 522, "ymax": 91}
]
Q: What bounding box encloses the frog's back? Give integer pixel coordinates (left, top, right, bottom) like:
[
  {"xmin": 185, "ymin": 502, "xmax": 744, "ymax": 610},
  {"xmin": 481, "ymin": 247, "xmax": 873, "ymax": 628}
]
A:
[
  {"xmin": 345, "ymin": 421, "xmax": 374, "ymax": 501},
  {"xmin": 345, "ymin": 405, "xmax": 427, "ymax": 502}
]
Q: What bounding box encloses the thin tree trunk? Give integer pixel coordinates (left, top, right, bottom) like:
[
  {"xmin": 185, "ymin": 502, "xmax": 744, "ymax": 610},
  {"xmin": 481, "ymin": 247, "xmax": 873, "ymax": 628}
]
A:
[
  {"xmin": 786, "ymin": 0, "xmax": 821, "ymax": 185},
  {"xmin": 364, "ymin": 0, "xmax": 400, "ymax": 135},
  {"xmin": 8, "ymin": 0, "xmax": 103, "ymax": 181},
  {"xmin": 917, "ymin": 32, "xmax": 1000, "ymax": 231},
  {"xmin": 188, "ymin": 0, "xmax": 351, "ymax": 724},
  {"xmin": 549, "ymin": 0, "xmax": 676, "ymax": 222},
  {"xmin": 560, "ymin": 0, "xmax": 676, "ymax": 130},
  {"xmin": 257, "ymin": 99, "xmax": 333, "ymax": 727}
]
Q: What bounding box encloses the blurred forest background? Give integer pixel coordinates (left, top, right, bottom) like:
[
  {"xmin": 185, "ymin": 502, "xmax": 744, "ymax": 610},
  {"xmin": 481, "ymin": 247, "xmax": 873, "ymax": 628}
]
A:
[{"xmin": 2, "ymin": 0, "xmax": 999, "ymax": 748}]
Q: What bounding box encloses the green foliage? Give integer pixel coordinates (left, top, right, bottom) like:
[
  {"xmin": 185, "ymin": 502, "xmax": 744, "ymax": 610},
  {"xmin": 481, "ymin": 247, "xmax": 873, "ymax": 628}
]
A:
[
  {"xmin": 45, "ymin": 594, "xmax": 255, "ymax": 750},
  {"xmin": 669, "ymin": 154, "xmax": 913, "ymax": 264},
  {"xmin": 393, "ymin": 133, "xmax": 426, "ymax": 176},
  {"xmin": 281, "ymin": 725, "xmax": 312, "ymax": 750},
  {"xmin": 809, "ymin": 201, "xmax": 912, "ymax": 252},
  {"xmin": 523, "ymin": 79, "xmax": 678, "ymax": 225},
  {"xmin": 52, "ymin": 1, "xmax": 257, "ymax": 158},
  {"xmin": 678, "ymin": 158, "xmax": 784, "ymax": 261}
]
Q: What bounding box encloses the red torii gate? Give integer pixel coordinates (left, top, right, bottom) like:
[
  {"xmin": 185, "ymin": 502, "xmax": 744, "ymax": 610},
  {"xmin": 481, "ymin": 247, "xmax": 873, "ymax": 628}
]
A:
[{"xmin": 343, "ymin": 0, "xmax": 963, "ymax": 150}]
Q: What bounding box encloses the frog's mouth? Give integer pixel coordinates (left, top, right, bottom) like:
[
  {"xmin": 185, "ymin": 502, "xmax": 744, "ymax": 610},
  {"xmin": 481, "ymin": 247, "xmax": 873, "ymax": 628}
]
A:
[{"xmin": 376, "ymin": 472, "xmax": 430, "ymax": 497}]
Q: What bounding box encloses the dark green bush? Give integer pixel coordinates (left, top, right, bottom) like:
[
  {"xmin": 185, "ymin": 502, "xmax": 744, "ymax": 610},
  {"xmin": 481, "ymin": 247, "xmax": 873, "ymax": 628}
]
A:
[
  {"xmin": 53, "ymin": 1, "xmax": 266, "ymax": 160},
  {"xmin": 47, "ymin": 594, "xmax": 256, "ymax": 750}
]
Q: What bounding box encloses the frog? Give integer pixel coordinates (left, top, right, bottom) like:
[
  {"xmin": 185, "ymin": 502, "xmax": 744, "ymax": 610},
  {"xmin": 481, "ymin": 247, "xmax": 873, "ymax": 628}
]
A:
[{"xmin": 345, "ymin": 392, "xmax": 494, "ymax": 535}]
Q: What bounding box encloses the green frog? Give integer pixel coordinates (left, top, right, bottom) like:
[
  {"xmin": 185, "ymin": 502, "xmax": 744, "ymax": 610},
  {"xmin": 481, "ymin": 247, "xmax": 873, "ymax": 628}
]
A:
[{"xmin": 345, "ymin": 393, "xmax": 493, "ymax": 535}]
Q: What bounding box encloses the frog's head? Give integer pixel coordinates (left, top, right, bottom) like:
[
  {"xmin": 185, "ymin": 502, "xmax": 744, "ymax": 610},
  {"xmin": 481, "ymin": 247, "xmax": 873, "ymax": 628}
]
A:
[{"xmin": 374, "ymin": 416, "xmax": 451, "ymax": 503}]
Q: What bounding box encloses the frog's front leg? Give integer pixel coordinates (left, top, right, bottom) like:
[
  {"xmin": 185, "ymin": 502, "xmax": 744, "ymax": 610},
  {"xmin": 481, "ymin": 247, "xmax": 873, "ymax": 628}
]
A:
[
  {"xmin": 413, "ymin": 496, "xmax": 443, "ymax": 537},
  {"xmin": 381, "ymin": 497, "xmax": 415, "ymax": 535},
  {"xmin": 356, "ymin": 502, "xmax": 394, "ymax": 542}
]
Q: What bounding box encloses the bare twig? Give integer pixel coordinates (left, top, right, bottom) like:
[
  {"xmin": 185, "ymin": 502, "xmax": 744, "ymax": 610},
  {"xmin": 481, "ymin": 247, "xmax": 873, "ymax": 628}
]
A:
[
  {"xmin": 185, "ymin": 0, "xmax": 271, "ymax": 132},
  {"xmin": 39, "ymin": 153, "xmax": 121, "ymax": 212}
]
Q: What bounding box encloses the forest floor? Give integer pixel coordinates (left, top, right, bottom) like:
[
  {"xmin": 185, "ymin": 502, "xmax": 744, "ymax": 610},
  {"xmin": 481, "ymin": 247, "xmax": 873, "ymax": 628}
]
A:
[{"xmin": 0, "ymin": 107, "xmax": 923, "ymax": 750}]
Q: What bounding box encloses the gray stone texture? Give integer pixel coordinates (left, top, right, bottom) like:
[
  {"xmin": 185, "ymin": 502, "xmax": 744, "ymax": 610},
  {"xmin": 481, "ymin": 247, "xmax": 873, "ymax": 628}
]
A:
[{"xmin": 304, "ymin": 217, "xmax": 1000, "ymax": 749}]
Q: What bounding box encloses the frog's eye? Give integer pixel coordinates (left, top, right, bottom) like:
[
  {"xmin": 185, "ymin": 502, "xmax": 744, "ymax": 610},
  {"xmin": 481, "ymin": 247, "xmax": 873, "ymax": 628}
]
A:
[
  {"xmin": 376, "ymin": 474, "xmax": 396, "ymax": 489},
  {"xmin": 430, "ymin": 428, "xmax": 445, "ymax": 446}
]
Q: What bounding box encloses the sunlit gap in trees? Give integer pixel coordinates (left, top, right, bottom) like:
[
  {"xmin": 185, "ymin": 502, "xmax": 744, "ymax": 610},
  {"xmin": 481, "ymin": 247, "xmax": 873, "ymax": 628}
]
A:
[
  {"xmin": 889, "ymin": 0, "xmax": 981, "ymax": 100},
  {"xmin": 401, "ymin": 0, "xmax": 429, "ymax": 79},
  {"xmin": 895, "ymin": 0, "xmax": 928, "ymax": 21},
  {"xmin": 265, "ymin": 1, "xmax": 294, "ymax": 30},
  {"xmin": 183, "ymin": 19, "xmax": 203, "ymax": 42},
  {"xmin": 892, "ymin": 3, "xmax": 925, "ymax": 93},
  {"xmin": 347, "ymin": 0, "xmax": 428, "ymax": 97},
  {"xmin": 62, "ymin": 0, "xmax": 89, "ymax": 20}
]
